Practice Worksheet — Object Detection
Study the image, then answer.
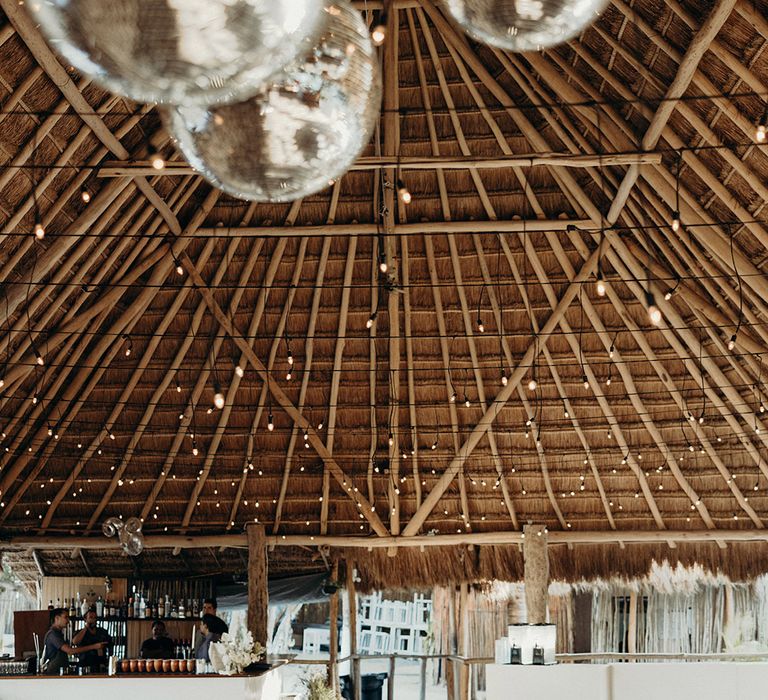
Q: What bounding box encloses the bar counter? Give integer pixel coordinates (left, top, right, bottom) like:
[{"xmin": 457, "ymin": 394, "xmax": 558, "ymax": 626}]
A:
[
  {"xmin": 486, "ymin": 662, "xmax": 768, "ymax": 700},
  {"xmin": 0, "ymin": 670, "xmax": 281, "ymax": 700}
]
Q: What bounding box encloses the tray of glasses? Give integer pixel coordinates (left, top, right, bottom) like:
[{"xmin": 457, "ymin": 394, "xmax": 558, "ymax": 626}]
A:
[{"xmin": 0, "ymin": 661, "xmax": 29, "ymax": 675}]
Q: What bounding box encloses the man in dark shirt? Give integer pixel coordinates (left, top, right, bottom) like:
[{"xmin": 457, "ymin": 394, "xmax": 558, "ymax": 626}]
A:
[
  {"xmin": 72, "ymin": 608, "xmax": 112, "ymax": 671},
  {"xmin": 202, "ymin": 598, "xmax": 228, "ymax": 633},
  {"xmin": 139, "ymin": 620, "xmax": 175, "ymax": 659},
  {"xmin": 43, "ymin": 608, "xmax": 107, "ymax": 675}
]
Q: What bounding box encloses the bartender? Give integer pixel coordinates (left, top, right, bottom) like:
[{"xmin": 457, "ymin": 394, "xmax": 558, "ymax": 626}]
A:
[
  {"xmin": 202, "ymin": 598, "xmax": 228, "ymax": 633},
  {"xmin": 42, "ymin": 608, "xmax": 107, "ymax": 675},
  {"xmin": 195, "ymin": 614, "xmax": 228, "ymax": 662},
  {"xmin": 140, "ymin": 620, "xmax": 175, "ymax": 659},
  {"xmin": 72, "ymin": 607, "xmax": 112, "ymax": 671}
]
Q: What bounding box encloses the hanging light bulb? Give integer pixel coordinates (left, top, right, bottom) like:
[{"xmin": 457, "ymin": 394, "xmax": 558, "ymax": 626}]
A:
[
  {"xmin": 645, "ymin": 290, "xmax": 662, "ymax": 326},
  {"xmin": 609, "ymin": 344, "xmax": 615, "ymax": 359},
  {"xmin": 450, "ymin": 391, "xmax": 457, "ymax": 403},
  {"xmin": 727, "ymin": 334, "xmax": 737, "ymax": 351},
  {"xmin": 564, "ymin": 407, "xmax": 570, "ymax": 419},
  {"xmin": 287, "ymin": 349, "xmax": 294, "ymax": 366},
  {"xmin": 175, "ymin": 259, "xmax": 184, "ymax": 276},
  {"xmin": 366, "ymin": 312, "xmax": 377, "ymax": 329},
  {"xmin": 317, "ymin": 420, "xmax": 324, "ymax": 430},
  {"xmin": 213, "ymin": 383, "xmax": 225, "ymax": 410},
  {"xmin": 464, "ymin": 396, "xmax": 471, "ymax": 408},
  {"xmin": 501, "ymin": 371, "xmax": 508, "ymax": 387},
  {"xmin": 235, "ymin": 365, "xmax": 244, "ymax": 378},
  {"xmin": 379, "ymin": 255, "xmax": 388, "ymax": 274},
  {"xmin": 371, "ymin": 13, "xmax": 387, "ymax": 45},
  {"xmin": 267, "ymin": 413, "xmax": 275, "ymax": 432},
  {"xmin": 192, "ymin": 442, "xmax": 199, "ymax": 457},
  {"xmin": 34, "ymin": 222, "xmax": 45, "ymax": 240},
  {"xmin": 527, "ymin": 377, "xmax": 537, "ymax": 392},
  {"xmin": 176, "ymin": 381, "xmax": 182, "ymax": 393},
  {"xmin": 671, "ymin": 211, "xmax": 681, "ymax": 232},
  {"xmin": 431, "ymin": 440, "xmax": 438, "ymax": 451},
  {"xmin": 388, "ymin": 433, "xmax": 394, "ymax": 447},
  {"xmin": 35, "ymin": 350, "xmax": 44, "ymax": 366},
  {"xmin": 477, "ymin": 316, "xmax": 485, "ymax": 333},
  {"xmin": 757, "ymin": 109, "xmax": 767, "ymax": 143},
  {"xmin": 150, "ymin": 153, "xmax": 166, "ymax": 171},
  {"xmin": 596, "ymin": 270, "xmax": 607, "ymax": 297},
  {"xmin": 397, "ymin": 179, "xmax": 412, "ymax": 205},
  {"xmin": 583, "ymin": 375, "xmax": 589, "ymax": 390},
  {"xmin": 286, "ymin": 368, "xmax": 292, "ymax": 381},
  {"xmin": 80, "ymin": 189, "xmax": 91, "ymax": 203}
]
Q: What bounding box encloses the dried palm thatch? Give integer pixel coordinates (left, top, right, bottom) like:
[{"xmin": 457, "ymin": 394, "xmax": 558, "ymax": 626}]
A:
[{"xmin": 0, "ymin": 0, "xmax": 767, "ymax": 589}]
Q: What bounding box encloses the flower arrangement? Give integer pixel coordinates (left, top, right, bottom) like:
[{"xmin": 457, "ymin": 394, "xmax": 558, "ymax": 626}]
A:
[
  {"xmin": 210, "ymin": 627, "xmax": 266, "ymax": 676},
  {"xmin": 303, "ymin": 672, "xmax": 337, "ymax": 700}
]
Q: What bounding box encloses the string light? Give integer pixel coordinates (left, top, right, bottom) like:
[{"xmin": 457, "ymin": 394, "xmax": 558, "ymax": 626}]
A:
[
  {"xmin": 757, "ymin": 106, "xmax": 767, "ymax": 142},
  {"xmin": 366, "ymin": 312, "xmax": 377, "ymax": 329},
  {"xmin": 477, "ymin": 315, "xmax": 485, "ymax": 333},
  {"xmin": 80, "ymin": 189, "xmax": 91, "ymax": 203},
  {"xmin": 267, "ymin": 412, "xmax": 274, "ymax": 432},
  {"xmin": 192, "ymin": 441, "xmax": 199, "ymax": 456},
  {"xmin": 123, "ymin": 335, "xmax": 132, "ymax": 357},
  {"xmin": 671, "ymin": 211, "xmax": 681, "ymax": 232},
  {"xmin": 173, "ymin": 256, "xmax": 184, "ymax": 276},
  {"xmin": 527, "ymin": 377, "xmax": 537, "ymax": 392},
  {"xmin": 464, "ymin": 395, "xmax": 471, "ymax": 408},
  {"xmin": 450, "ymin": 391, "xmax": 457, "ymax": 403},
  {"xmin": 388, "ymin": 433, "xmax": 394, "ymax": 447},
  {"xmin": 235, "ymin": 365, "xmax": 244, "ymax": 378},
  {"xmin": 501, "ymin": 370, "xmax": 508, "ymax": 387},
  {"xmin": 286, "ymin": 368, "xmax": 292, "ymax": 381},
  {"xmin": 431, "ymin": 440, "xmax": 438, "ymax": 451},
  {"xmin": 645, "ymin": 290, "xmax": 662, "ymax": 326},
  {"xmin": 727, "ymin": 334, "xmax": 737, "ymax": 351},
  {"xmin": 176, "ymin": 380, "xmax": 182, "ymax": 393},
  {"xmin": 35, "ymin": 350, "xmax": 44, "ymax": 366},
  {"xmin": 582, "ymin": 375, "xmax": 589, "ymax": 390},
  {"xmin": 150, "ymin": 153, "xmax": 165, "ymax": 170},
  {"xmin": 34, "ymin": 222, "xmax": 45, "ymax": 240},
  {"xmin": 287, "ymin": 349, "xmax": 294, "ymax": 366},
  {"xmin": 596, "ymin": 269, "xmax": 607, "ymax": 297},
  {"xmin": 371, "ymin": 13, "xmax": 387, "ymax": 45},
  {"xmin": 397, "ymin": 179, "xmax": 412, "ymax": 205},
  {"xmin": 213, "ymin": 382, "xmax": 225, "ymax": 410}
]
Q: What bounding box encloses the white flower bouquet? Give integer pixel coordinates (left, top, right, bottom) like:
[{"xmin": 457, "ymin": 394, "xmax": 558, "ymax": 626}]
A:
[{"xmin": 209, "ymin": 627, "xmax": 266, "ymax": 676}]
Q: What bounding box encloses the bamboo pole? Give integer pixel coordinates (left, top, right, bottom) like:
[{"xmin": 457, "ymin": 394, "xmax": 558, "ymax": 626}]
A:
[
  {"xmin": 97, "ymin": 152, "xmax": 662, "ymax": 177},
  {"xmin": 346, "ymin": 563, "xmax": 360, "ymax": 700},
  {"xmin": 329, "ymin": 561, "xmax": 340, "ymax": 694}
]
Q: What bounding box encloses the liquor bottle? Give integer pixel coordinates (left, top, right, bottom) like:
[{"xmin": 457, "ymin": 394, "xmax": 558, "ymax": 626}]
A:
[
  {"xmin": 145, "ymin": 599, "xmax": 152, "ymax": 619},
  {"xmin": 178, "ymin": 599, "xmax": 185, "ymax": 619},
  {"xmin": 192, "ymin": 598, "xmax": 199, "ymax": 618},
  {"xmin": 80, "ymin": 595, "xmax": 88, "ymax": 618},
  {"xmin": 95, "ymin": 595, "xmax": 104, "ymax": 618},
  {"xmin": 69, "ymin": 598, "xmax": 76, "ymax": 618},
  {"xmin": 139, "ymin": 595, "xmax": 146, "ymax": 618},
  {"xmin": 134, "ymin": 596, "xmax": 141, "ymax": 619},
  {"xmin": 48, "ymin": 600, "xmax": 54, "ymax": 611},
  {"xmin": 170, "ymin": 600, "xmax": 178, "ymax": 619},
  {"xmin": 158, "ymin": 596, "xmax": 165, "ymax": 619},
  {"xmin": 127, "ymin": 597, "xmax": 133, "ymax": 619}
]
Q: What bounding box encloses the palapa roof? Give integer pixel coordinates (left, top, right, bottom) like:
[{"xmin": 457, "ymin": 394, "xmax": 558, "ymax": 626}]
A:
[{"xmin": 2, "ymin": 0, "xmax": 768, "ymax": 587}]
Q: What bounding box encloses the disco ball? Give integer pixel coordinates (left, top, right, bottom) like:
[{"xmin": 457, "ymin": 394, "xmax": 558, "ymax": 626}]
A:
[
  {"xmin": 166, "ymin": 0, "xmax": 381, "ymax": 203},
  {"xmin": 443, "ymin": 0, "xmax": 610, "ymax": 52},
  {"xmin": 30, "ymin": 0, "xmax": 326, "ymax": 105}
]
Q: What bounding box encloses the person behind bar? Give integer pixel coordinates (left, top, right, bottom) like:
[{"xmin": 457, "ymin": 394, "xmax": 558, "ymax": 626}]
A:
[
  {"xmin": 195, "ymin": 614, "xmax": 228, "ymax": 662},
  {"xmin": 202, "ymin": 597, "xmax": 228, "ymax": 633},
  {"xmin": 72, "ymin": 607, "xmax": 112, "ymax": 671},
  {"xmin": 42, "ymin": 608, "xmax": 107, "ymax": 675},
  {"xmin": 139, "ymin": 620, "xmax": 175, "ymax": 659}
]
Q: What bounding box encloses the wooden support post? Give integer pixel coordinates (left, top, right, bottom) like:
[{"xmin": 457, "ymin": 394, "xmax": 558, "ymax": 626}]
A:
[
  {"xmin": 523, "ymin": 524, "xmax": 549, "ymax": 625},
  {"xmin": 388, "ymin": 655, "xmax": 396, "ymax": 700},
  {"xmin": 347, "ymin": 563, "xmax": 361, "ymax": 700},
  {"xmin": 628, "ymin": 591, "xmax": 638, "ymax": 659},
  {"xmin": 329, "ymin": 561, "xmax": 340, "ymax": 694},
  {"xmin": 246, "ymin": 524, "xmax": 268, "ymax": 647},
  {"xmin": 458, "ymin": 583, "xmax": 469, "ymax": 700},
  {"xmin": 419, "ymin": 657, "xmax": 427, "ymax": 700}
]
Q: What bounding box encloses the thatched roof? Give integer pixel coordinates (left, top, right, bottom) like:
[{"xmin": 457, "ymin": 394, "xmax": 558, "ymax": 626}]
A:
[{"xmin": 1, "ymin": 0, "xmax": 768, "ymax": 587}]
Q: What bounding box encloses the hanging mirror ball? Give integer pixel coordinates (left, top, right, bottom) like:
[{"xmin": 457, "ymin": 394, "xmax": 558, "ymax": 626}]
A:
[
  {"xmin": 166, "ymin": 0, "xmax": 381, "ymax": 203},
  {"xmin": 123, "ymin": 533, "xmax": 144, "ymax": 556},
  {"xmin": 124, "ymin": 516, "xmax": 143, "ymax": 534},
  {"xmin": 101, "ymin": 516, "xmax": 123, "ymax": 538},
  {"xmin": 31, "ymin": 0, "xmax": 326, "ymax": 105},
  {"xmin": 443, "ymin": 0, "xmax": 610, "ymax": 52}
]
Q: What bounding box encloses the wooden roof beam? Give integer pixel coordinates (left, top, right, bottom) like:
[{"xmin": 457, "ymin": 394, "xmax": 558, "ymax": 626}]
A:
[
  {"xmin": 176, "ymin": 250, "xmax": 389, "ymax": 538},
  {"xmin": 9, "ymin": 529, "xmax": 768, "ymax": 550},
  {"xmin": 401, "ymin": 245, "xmax": 603, "ymax": 537}
]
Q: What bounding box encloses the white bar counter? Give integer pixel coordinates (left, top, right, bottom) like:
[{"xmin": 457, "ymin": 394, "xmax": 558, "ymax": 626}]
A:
[
  {"xmin": 486, "ymin": 662, "xmax": 768, "ymax": 700},
  {"xmin": 0, "ymin": 671, "xmax": 281, "ymax": 700}
]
